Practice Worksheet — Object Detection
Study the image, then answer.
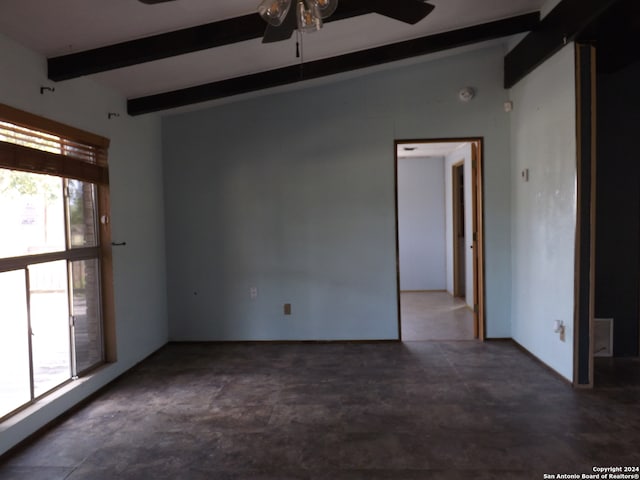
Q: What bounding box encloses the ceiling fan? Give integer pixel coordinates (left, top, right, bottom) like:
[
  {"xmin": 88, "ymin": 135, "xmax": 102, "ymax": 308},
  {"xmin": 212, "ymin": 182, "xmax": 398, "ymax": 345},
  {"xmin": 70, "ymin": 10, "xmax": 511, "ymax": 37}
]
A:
[
  {"xmin": 138, "ymin": 0, "xmax": 435, "ymax": 44},
  {"xmin": 258, "ymin": 0, "xmax": 434, "ymax": 43}
]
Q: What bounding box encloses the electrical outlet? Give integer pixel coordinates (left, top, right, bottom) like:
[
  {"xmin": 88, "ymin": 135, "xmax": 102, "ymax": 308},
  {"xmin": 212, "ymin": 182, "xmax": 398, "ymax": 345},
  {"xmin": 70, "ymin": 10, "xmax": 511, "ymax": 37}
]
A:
[
  {"xmin": 250, "ymin": 287, "xmax": 258, "ymax": 299},
  {"xmin": 284, "ymin": 303, "xmax": 292, "ymax": 315}
]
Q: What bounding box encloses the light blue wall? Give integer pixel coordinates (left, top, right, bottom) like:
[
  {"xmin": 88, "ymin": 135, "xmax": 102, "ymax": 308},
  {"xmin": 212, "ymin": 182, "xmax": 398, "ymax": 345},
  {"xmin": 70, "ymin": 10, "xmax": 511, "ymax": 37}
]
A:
[
  {"xmin": 398, "ymin": 156, "xmax": 446, "ymax": 291},
  {"xmin": 163, "ymin": 44, "xmax": 512, "ymax": 340},
  {"xmin": 509, "ymin": 43, "xmax": 576, "ymax": 381},
  {"xmin": 0, "ymin": 33, "xmax": 168, "ymax": 455}
]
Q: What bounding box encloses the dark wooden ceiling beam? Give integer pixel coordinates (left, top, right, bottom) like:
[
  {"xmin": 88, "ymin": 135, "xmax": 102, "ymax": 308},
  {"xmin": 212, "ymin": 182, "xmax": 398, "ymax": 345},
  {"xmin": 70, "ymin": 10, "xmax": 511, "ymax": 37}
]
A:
[
  {"xmin": 48, "ymin": 13, "xmax": 263, "ymax": 81},
  {"xmin": 578, "ymin": 0, "xmax": 640, "ymax": 74},
  {"xmin": 504, "ymin": 0, "xmax": 623, "ymax": 89},
  {"xmin": 127, "ymin": 12, "xmax": 539, "ymax": 116},
  {"xmin": 47, "ymin": 0, "xmax": 384, "ymax": 81}
]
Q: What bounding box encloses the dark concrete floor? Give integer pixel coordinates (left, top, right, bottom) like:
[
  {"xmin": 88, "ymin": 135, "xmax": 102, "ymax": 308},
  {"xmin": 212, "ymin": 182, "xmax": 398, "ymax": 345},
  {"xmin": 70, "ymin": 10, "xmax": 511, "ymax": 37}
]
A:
[{"xmin": 1, "ymin": 341, "xmax": 639, "ymax": 479}]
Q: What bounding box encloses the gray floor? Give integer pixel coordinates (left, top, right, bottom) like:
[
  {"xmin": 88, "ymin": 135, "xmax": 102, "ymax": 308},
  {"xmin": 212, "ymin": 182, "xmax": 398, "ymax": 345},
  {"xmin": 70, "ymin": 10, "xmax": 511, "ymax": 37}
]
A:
[
  {"xmin": 1, "ymin": 341, "xmax": 639, "ymax": 479},
  {"xmin": 401, "ymin": 291, "xmax": 474, "ymax": 341}
]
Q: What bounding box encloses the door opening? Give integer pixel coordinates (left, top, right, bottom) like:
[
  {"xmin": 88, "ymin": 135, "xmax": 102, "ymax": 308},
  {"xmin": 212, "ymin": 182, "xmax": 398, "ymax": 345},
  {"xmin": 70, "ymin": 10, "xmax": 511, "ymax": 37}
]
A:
[
  {"xmin": 395, "ymin": 139, "xmax": 485, "ymax": 341},
  {"xmin": 574, "ymin": 37, "xmax": 640, "ymax": 388},
  {"xmin": 452, "ymin": 161, "xmax": 466, "ymax": 298}
]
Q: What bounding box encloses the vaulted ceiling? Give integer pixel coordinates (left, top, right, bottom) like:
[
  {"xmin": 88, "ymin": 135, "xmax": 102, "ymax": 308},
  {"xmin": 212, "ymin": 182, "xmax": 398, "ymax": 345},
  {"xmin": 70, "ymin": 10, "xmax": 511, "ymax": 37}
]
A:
[{"xmin": 0, "ymin": 0, "xmax": 633, "ymax": 116}]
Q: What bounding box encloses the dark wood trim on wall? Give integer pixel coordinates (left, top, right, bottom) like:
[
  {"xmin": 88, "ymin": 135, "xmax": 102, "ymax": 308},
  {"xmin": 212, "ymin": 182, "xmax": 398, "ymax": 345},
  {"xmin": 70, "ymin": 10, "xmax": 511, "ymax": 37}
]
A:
[
  {"xmin": 504, "ymin": 0, "xmax": 621, "ymax": 89},
  {"xmin": 574, "ymin": 43, "xmax": 597, "ymax": 388},
  {"xmin": 452, "ymin": 160, "xmax": 465, "ymax": 299},
  {"xmin": 98, "ymin": 185, "xmax": 117, "ymax": 363},
  {"xmin": 127, "ymin": 13, "xmax": 538, "ymax": 116},
  {"xmin": 472, "ymin": 141, "xmax": 486, "ymax": 341},
  {"xmin": 394, "ymin": 143, "xmax": 402, "ymax": 341}
]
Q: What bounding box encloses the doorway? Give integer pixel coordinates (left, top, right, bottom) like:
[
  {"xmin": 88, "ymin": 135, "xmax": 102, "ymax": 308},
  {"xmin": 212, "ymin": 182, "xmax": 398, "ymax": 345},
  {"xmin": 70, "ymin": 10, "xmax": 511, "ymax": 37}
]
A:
[
  {"xmin": 452, "ymin": 161, "xmax": 466, "ymax": 299},
  {"xmin": 395, "ymin": 139, "xmax": 485, "ymax": 341},
  {"xmin": 574, "ymin": 0, "xmax": 640, "ymax": 387}
]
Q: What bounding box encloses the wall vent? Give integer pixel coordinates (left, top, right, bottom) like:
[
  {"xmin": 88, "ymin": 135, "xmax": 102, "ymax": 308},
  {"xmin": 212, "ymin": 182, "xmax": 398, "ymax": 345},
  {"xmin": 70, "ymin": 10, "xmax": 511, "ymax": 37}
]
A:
[{"xmin": 594, "ymin": 318, "xmax": 613, "ymax": 357}]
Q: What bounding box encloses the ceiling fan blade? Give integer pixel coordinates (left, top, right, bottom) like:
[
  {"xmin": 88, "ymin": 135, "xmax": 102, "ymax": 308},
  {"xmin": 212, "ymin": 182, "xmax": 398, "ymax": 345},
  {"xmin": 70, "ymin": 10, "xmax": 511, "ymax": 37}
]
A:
[
  {"xmin": 368, "ymin": 0, "xmax": 434, "ymax": 25},
  {"xmin": 262, "ymin": 23, "xmax": 295, "ymax": 43},
  {"xmin": 138, "ymin": 0, "xmax": 177, "ymax": 4},
  {"xmin": 262, "ymin": 1, "xmax": 298, "ymax": 43}
]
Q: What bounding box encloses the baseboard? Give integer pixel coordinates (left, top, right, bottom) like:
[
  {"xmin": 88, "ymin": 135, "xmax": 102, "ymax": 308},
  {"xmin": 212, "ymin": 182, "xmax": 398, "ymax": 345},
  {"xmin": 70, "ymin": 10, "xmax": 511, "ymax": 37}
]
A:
[
  {"xmin": 168, "ymin": 339, "xmax": 401, "ymax": 345},
  {"xmin": 400, "ymin": 289, "xmax": 447, "ymax": 293},
  {"xmin": 508, "ymin": 338, "xmax": 574, "ymax": 387}
]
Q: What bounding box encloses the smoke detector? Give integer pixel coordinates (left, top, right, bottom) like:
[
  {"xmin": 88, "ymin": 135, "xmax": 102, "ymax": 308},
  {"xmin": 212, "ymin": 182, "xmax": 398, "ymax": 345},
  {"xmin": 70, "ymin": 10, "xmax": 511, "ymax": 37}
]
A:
[{"xmin": 458, "ymin": 87, "xmax": 476, "ymax": 102}]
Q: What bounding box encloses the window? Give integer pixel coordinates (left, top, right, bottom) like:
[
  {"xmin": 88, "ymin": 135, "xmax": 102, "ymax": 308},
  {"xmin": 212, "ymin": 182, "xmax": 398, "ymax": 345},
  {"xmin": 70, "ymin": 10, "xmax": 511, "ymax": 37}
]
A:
[{"xmin": 0, "ymin": 104, "xmax": 114, "ymax": 421}]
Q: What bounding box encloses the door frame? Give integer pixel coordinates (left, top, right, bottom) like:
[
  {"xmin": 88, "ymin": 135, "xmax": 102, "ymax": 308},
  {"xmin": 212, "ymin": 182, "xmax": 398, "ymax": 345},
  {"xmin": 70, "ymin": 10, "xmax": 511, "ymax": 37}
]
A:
[
  {"xmin": 452, "ymin": 160, "xmax": 465, "ymax": 298},
  {"xmin": 573, "ymin": 44, "xmax": 597, "ymax": 387},
  {"xmin": 394, "ymin": 138, "xmax": 486, "ymax": 341}
]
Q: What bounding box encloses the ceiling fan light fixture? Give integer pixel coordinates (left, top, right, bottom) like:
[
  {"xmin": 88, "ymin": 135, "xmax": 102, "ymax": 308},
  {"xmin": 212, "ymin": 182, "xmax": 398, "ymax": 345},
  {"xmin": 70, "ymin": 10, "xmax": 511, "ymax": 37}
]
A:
[
  {"xmin": 258, "ymin": 0, "xmax": 292, "ymax": 27},
  {"xmin": 297, "ymin": 0, "xmax": 322, "ymax": 33},
  {"xmin": 313, "ymin": 0, "xmax": 338, "ymax": 19}
]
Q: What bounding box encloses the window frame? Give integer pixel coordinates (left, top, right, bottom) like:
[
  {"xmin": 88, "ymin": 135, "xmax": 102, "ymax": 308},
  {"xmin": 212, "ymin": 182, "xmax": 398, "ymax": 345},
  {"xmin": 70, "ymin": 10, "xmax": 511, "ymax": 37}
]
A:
[{"xmin": 0, "ymin": 104, "xmax": 116, "ymax": 420}]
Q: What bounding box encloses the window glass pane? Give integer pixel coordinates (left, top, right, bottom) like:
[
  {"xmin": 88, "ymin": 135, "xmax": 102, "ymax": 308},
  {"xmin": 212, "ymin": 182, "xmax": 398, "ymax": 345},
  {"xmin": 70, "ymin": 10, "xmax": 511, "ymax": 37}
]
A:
[
  {"xmin": 71, "ymin": 259, "xmax": 103, "ymax": 372},
  {"xmin": 0, "ymin": 169, "xmax": 65, "ymax": 258},
  {"xmin": 29, "ymin": 261, "xmax": 71, "ymax": 397},
  {"xmin": 67, "ymin": 180, "xmax": 97, "ymax": 248},
  {"xmin": 0, "ymin": 270, "xmax": 31, "ymax": 418}
]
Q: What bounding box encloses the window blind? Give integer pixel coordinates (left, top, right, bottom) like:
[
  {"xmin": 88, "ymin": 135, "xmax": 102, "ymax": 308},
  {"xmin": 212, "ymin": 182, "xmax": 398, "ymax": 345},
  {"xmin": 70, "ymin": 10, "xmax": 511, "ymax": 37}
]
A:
[{"xmin": 0, "ymin": 105, "xmax": 109, "ymax": 184}]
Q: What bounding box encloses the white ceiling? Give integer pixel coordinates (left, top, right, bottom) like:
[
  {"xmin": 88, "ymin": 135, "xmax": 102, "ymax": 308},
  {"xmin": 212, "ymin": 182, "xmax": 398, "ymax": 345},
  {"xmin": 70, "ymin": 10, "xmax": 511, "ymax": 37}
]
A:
[
  {"xmin": 397, "ymin": 142, "xmax": 467, "ymax": 159},
  {"xmin": 0, "ymin": 0, "xmax": 545, "ymax": 106}
]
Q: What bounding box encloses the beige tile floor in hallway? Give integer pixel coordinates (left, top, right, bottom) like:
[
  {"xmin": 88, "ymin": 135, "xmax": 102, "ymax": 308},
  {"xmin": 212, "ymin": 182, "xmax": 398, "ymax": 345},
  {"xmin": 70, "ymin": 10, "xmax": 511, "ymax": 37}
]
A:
[{"xmin": 401, "ymin": 291, "xmax": 474, "ymax": 341}]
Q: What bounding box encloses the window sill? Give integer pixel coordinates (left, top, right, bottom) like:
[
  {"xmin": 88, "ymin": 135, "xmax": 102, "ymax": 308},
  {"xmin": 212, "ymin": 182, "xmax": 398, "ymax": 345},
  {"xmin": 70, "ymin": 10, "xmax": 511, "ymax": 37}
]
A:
[{"xmin": 0, "ymin": 362, "xmax": 115, "ymax": 435}]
